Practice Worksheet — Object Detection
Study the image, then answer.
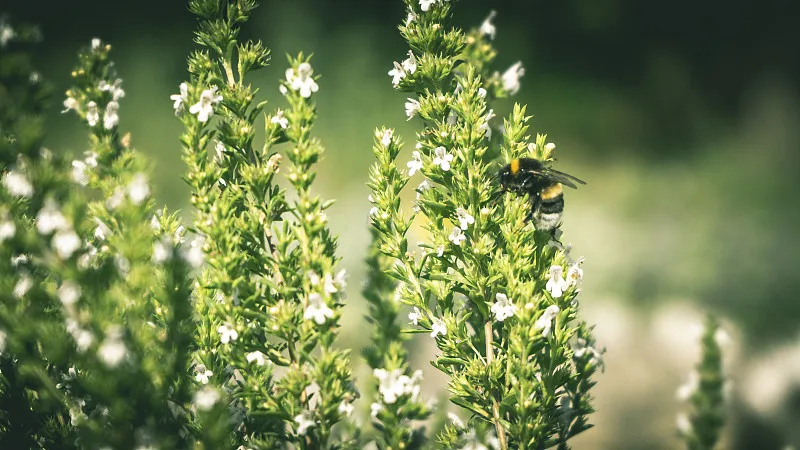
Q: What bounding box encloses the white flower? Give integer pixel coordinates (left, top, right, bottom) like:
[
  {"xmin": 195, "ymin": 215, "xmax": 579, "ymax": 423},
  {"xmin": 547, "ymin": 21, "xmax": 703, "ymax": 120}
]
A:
[
  {"xmin": 405, "ymin": 12, "xmax": 416, "ymax": 26},
  {"xmin": 0, "ymin": 20, "xmax": 15, "ymax": 47},
  {"xmin": 534, "ymin": 305, "xmax": 560, "ymax": 337},
  {"xmin": 58, "ymin": 281, "xmax": 81, "ymax": 307},
  {"xmin": 380, "ymin": 128, "xmax": 393, "ymax": 147},
  {"xmin": 246, "ymin": 350, "xmax": 267, "ymax": 366},
  {"xmin": 194, "ymin": 364, "xmax": 213, "ymax": 385},
  {"xmin": 53, "ymin": 230, "xmax": 81, "ymax": 259},
  {"xmin": 480, "ymin": 10, "xmax": 497, "ymax": 39},
  {"xmin": 338, "ymin": 400, "xmax": 354, "ymax": 417},
  {"xmin": 194, "ymin": 387, "xmax": 220, "ymax": 411},
  {"xmin": 545, "ymin": 142, "xmax": 556, "ymax": 152},
  {"xmin": 374, "ymin": 368, "xmax": 423, "ymax": 404},
  {"xmin": 324, "ymin": 270, "xmax": 347, "ymax": 295},
  {"xmin": 419, "ymin": 0, "xmax": 439, "ymax": 11},
  {"xmin": 71, "ymin": 160, "xmax": 90, "ymax": 186},
  {"xmin": 106, "ymin": 187, "xmax": 125, "ymax": 209},
  {"xmin": 271, "ymin": 109, "xmax": 289, "ymax": 129},
  {"xmin": 63, "ymin": 97, "xmax": 80, "ymax": 113},
  {"xmin": 545, "ymin": 265, "xmax": 568, "ymax": 298},
  {"xmin": 0, "ymin": 329, "xmax": 5, "ymax": 354},
  {"xmin": 286, "ymin": 62, "xmax": 319, "ymax": 98},
  {"xmin": 103, "ymin": 101, "xmax": 119, "ymax": 129},
  {"xmin": 217, "ymin": 323, "xmax": 238, "ymax": 344},
  {"xmin": 406, "ymin": 150, "xmax": 423, "ymax": 176},
  {"xmin": 13, "ymin": 275, "xmax": 32, "ymax": 298},
  {"xmin": 448, "ymin": 226, "xmax": 466, "ymax": 246},
  {"xmin": 152, "ymin": 237, "xmax": 173, "ymax": 264},
  {"xmin": 676, "ymin": 413, "xmax": 692, "ymax": 435},
  {"xmin": 676, "ymin": 371, "xmax": 699, "ymax": 401},
  {"xmin": 170, "ymin": 82, "xmax": 189, "ymax": 113},
  {"xmin": 430, "ymin": 316, "xmax": 447, "ymax": 338},
  {"xmin": 183, "ymin": 237, "xmax": 205, "ymax": 268},
  {"xmin": 0, "ymin": 220, "xmax": 14, "ymax": 243},
  {"xmin": 402, "ymin": 51, "xmax": 417, "ymax": 74},
  {"xmin": 98, "ymin": 327, "xmax": 128, "ymax": 368},
  {"xmin": 189, "ymin": 86, "xmax": 222, "ymax": 123},
  {"xmin": 573, "ymin": 337, "xmax": 604, "ymax": 368},
  {"xmin": 409, "ymin": 306, "xmax": 421, "ymax": 325},
  {"xmin": 36, "ymin": 199, "xmax": 68, "ymax": 235},
  {"xmin": 294, "ymin": 412, "xmax": 315, "ymax": 436},
  {"xmin": 91, "ymin": 38, "xmax": 101, "ymax": 51},
  {"xmin": 432, "ymin": 146, "xmax": 454, "ymax": 171},
  {"xmin": 478, "ymin": 87, "xmax": 487, "ymax": 98},
  {"xmin": 456, "ymin": 207, "xmax": 474, "ymax": 230},
  {"xmin": 388, "ymin": 61, "xmax": 406, "ymax": 87},
  {"xmin": 501, "ymin": 62, "xmax": 525, "ymax": 95},
  {"xmin": 370, "ymin": 402, "xmax": 383, "ymax": 418},
  {"xmin": 566, "ymin": 257, "xmax": 584, "ymax": 287},
  {"xmin": 3, "ymin": 170, "xmax": 34, "ymax": 198},
  {"xmin": 416, "ymin": 179, "xmax": 431, "ymax": 198},
  {"xmin": 83, "ymin": 151, "xmax": 98, "ymax": 168},
  {"xmin": 85, "ymin": 101, "xmax": 99, "ymax": 126},
  {"xmin": 127, "ymin": 173, "xmax": 150, "ymax": 205},
  {"xmin": 479, "ymin": 109, "xmax": 496, "ymax": 138},
  {"xmin": 405, "ymin": 98, "xmax": 420, "ymax": 120},
  {"xmin": 491, "ymin": 293, "xmax": 518, "ymax": 322},
  {"xmin": 304, "ymin": 293, "xmax": 334, "ymax": 325},
  {"xmin": 98, "ymin": 78, "xmax": 125, "ymax": 101}
]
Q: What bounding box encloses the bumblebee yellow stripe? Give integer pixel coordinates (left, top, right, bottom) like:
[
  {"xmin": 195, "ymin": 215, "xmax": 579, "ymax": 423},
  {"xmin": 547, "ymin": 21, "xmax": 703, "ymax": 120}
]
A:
[
  {"xmin": 510, "ymin": 159, "xmax": 520, "ymax": 174},
  {"xmin": 540, "ymin": 183, "xmax": 563, "ymax": 200}
]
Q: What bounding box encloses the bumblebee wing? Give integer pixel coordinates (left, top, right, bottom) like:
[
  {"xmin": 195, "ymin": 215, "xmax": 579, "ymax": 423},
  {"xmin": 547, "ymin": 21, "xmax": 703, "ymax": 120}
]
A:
[{"xmin": 542, "ymin": 169, "xmax": 586, "ymax": 189}]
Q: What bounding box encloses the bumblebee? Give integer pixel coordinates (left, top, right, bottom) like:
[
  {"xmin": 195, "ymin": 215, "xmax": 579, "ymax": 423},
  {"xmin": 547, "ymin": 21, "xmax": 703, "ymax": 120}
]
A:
[{"xmin": 498, "ymin": 157, "xmax": 586, "ymax": 232}]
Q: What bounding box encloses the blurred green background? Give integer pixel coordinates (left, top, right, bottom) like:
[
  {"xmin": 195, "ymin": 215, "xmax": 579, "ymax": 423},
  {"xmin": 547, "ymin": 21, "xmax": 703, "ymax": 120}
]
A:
[{"xmin": 5, "ymin": 0, "xmax": 800, "ymax": 448}]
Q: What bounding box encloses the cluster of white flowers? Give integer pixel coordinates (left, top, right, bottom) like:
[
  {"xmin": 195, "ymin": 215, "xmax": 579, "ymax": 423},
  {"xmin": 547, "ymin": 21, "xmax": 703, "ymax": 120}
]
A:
[
  {"xmin": 193, "ymin": 386, "xmax": 220, "ymax": 411},
  {"xmin": 217, "ymin": 322, "xmax": 239, "ymax": 344},
  {"xmin": 283, "ymin": 62, "xmax": 319, "ymax": 98},
  {"xmin": 71, "ymin": 151, "xmax": 99, "ymax": 186},
  {"xmin": 573, "ymin": 337, "xmax": 604, "ymax": 369},
  {"xmin": 373, "ymin": 368, "xmax": 423, "ymax": 404},
  {"xmin": 33, "ymin": 199, "xmax": 82, "ymax": 259},
  {"xmin": 303, "ymin": 270, "xmax": 347, "ymax": 325},
  {"xmin": 490, "ymin": 293, "xmax": 518, "ymax": 322},
  {"xmin": 3, "ymin": 170, "xmax": 34, "ymax": 198},
  {"xmin": 65, "ymin": 318, "xmax": 94, "ymax": 352},
  {"xmin": 388, "ymin": 51, "xmax": 417, "ymax": 87},
  {"xmin": 338, "ymin": 399, "xmax": 354, "ymax": 417},
  {"xmin": 97, "ymin": 326, "xmax": 128, "ymax": 368}
]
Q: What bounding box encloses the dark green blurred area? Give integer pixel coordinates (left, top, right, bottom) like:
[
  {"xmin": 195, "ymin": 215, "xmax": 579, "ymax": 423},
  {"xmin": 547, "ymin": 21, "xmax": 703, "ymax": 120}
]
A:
[{"xmin": 4, "ymin": 1, "xmax": 800, "ymax": 448}]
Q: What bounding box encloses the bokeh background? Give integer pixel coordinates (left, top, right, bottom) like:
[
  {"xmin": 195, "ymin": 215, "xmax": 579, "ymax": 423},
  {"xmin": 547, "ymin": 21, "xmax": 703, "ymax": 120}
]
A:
[{"xmin": 5, "ymin": 0, "xmax": 800, "ymax": 448}]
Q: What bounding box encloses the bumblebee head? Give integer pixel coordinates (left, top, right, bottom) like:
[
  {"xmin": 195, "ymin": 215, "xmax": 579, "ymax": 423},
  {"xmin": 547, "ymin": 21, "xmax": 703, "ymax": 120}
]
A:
[{"xmin": 498, "ymin": 159, "xmax": 521, "ymax": 191}]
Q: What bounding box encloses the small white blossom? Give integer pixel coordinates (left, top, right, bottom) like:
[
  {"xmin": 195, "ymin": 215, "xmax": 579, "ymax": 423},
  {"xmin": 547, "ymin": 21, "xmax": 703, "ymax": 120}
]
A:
[
  {"xmin": 534, "ymin": 305, "xmax": 560, "ymax": 337},
  {"xmin": 455, "ymin": 207, "xmax": 474, "ymax": 230},
  {"xmin": 271, "ymin": 109, "xmax": 289, "ymax": 129},
  {"xmin": 370, "ymin": 402, "xmax": 383, "ymax": 418},
  {"xmin": 545, "ymin": 142, "xmax": 556, "ymax": 152},
  {"xmin": 501, "ymin": 62, "xmax": 525, "ymax": 95},
  {"xmin": 98, "ymin": 78, "xmax": 125, "ymax": 101},
  {"xmin": 106, "ymin": 187, "xmax": 125, "ymax": 209},
  {"xmin": 53, "ymin": 230, "xmax": 81, "ymax": 259},
  {"xmin": 324, "ymin": 270, "xmax": 347, "ymax": 295},
  {"xmin": 676, "ymin": 412, "xmax": 692, "ymax": 435},
  {"xmin": 479, "ymin": 109, "xmax": 496, "ymax": 138},
  {"xmin": 85, "ymin": 101, "xmax": 99, "ymax": 126},
  {"xmin": 478, "ymin": 87, "xmax": 487, "ymax": 98},
  {"xmin": 217, "ymin": 323, "xmax": 238, "ymax": 344},
  {"xmin": 406, "ymin": 150, "xmax": 423, "ymax": 176},
  {"xmin": 194, "ymin": 387, "xmax": 220, "ymax": 411},
  {"xmin": 566, "ymin": 257, "xmax": 584, "ymax": 287},
  {"xmin": 338, "ymin": 400, "xmax": 354, "ymax": 417},
  {"xmin": 3, "ymin": 170, "xmax": 34, "ymax": 198},
  {"xmin": 402, "ymin": 51, "xmax": 417, "ymax": 74},
  {"xmin": 71, "ymin": 160, "xmax": 90, "ymax": 186},
  {"xmin": 246, "ymin": 350, "xmax": 267, "ymax": 366},
  {"xmin": 294, "ymin": 412, "xmax": 315, "ymax": 436},
  {"xmin": 430, "ymin": 316, "xmax": 447, "ymax": 338},
  {"xmin": 416, "ymin": 179, "xmax": 431, "ymax": 198},
  {"xmin": 432, "ymin": 146, "xmax": 454, "ymax": 171},
  {"xmin": 84, "ymin": 151, "xmax": 98, "ymax": 168},
  {"xmin": 103, "ymin": 101, "xmax": 119, "ymax": 129},
  {"xmin": 286, "ymin": 62, "xmax": 319, "ymax": 98},
  {"xmin": 0, "ymin": 20, "xmax": 15, "ymax": 47},
  {"xmin": 436, "ymin": 245, "xmax": 444, "ymax": 257},
  {"xmin": 189, "ymin": 86, "xmax": 222, "ymax": 123},
  {"xmin": 58, "ymin": 281, "xmax": 81, "ymax": 307},
  {"xmin": 91, "ymin": 38, "xmax": 101, "ymax": 51},
  {"xmin": 98, "ymin": 326, "xmax": 128, "ymax": 368},
  {"xmin": 480, "ymin": 10, "xmax": 497, "ymax": 40},
  {"xmin": 545, "ymin": 265, "xmax": 568, "ymax": 298},
  {"xmin": 127, "ymin": 173, "xmax": 150, "ymax": 205},
  {"xmin": 304, "ymin": 293, "xmax": 334, "ymax": 325},
  {"xmin": 405, "ymin": 12, "xmax": 416, "ymax": 26},
  {"xmin": 676, "ymin": 371, "xmax": 699, "ymax": 401},
  {"xmin": 152, "ymin": 237, "xmax": 173, "ymax": 264},
  {"xmin": 388, "ymin": 61, "xmax": 406, "ymax": 88},
  {"xmin": 573, "ymin": 337, "xmax": 604, "ymax": 368},
  {"xmin": 0, "ymin": 220, "xmax": 15, "ymax": 243},
  {"xmin": 419, "ymin": 0, "xmax": 438, "ymax": 11},
  {"xmin": 36, "ymin": 199, "xmax": 68, "ymax": 235},
  {"xmin": 63, "ymin": 97, "xmax": 80, "ymax": 113},
  {"xmin": 183, "ymin": 237, "xmax": 205, "ymax": 268},
  {"xmin": 170, "ymin": 82, "xmax": 189, "ymax": 113},
  {"xmin": 374, "ymin": 368, "xmax": 423, "ymax": 404},
  {"xmin": 448, "ymin": 226, "xmax": 466, "ymax": 246},
  {"xmin": 405, "ymin": 98, "xmax": 420, "ymax": 120},
  {"xmin": 490, "ymin": 293, "xmax": 518, "ymax": 322},
  {"xmin": 409, "ymin": 306, "xmax": 421, "ymax": 325},
  {"xmin": 194, "ymin": 364, "xmax": 213, "ymax": 385},
  {"xmin": 380, "ymin": 128, "xmax": 393, "ymax": 147},
  {"xmin": 13, "ymin": 275, "xmax": 32, "ymax": 298}
]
